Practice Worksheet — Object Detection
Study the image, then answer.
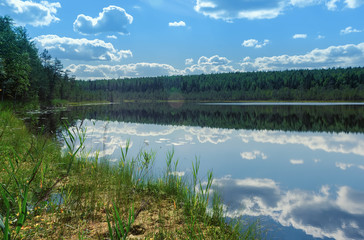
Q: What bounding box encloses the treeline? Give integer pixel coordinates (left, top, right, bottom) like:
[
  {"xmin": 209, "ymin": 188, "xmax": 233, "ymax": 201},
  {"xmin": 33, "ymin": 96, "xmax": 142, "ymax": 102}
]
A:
[
  {"xmin": 1, "ymin": 15, "xmax": 364, "ymax": 103},
  {"xmin": 0, "ymin": 16, "xmax": 77, "ymax": 103},
  {"xmin": 75, "ymin": 67, "xmax": 364, "ymax": 102}
]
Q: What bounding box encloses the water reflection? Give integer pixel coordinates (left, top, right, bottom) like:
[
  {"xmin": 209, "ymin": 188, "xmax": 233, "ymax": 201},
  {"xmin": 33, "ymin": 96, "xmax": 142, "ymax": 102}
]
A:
[
  {"xmin": 23, "ymin": 102, "xmax": 364, "ymax": 135},
  {"xmin": 72, "ymin": 118, "xmax": 364, "ymax": 239},
  {"xmin": 24, "ymin": 103, "xmax": 364, "ymax": 240},
  {"xmin": 240, "ymin": 130, "xmax": 364, "ymax": 157},
  {"xmin": 210, "ymin": 176, "xmax": 364, "ymax": 240}
]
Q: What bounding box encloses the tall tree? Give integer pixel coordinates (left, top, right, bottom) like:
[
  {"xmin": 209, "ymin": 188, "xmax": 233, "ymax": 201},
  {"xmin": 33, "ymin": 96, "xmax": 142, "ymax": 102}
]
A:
[{"xmin": 0, "ymin": 16, "xmax": 31, "ymax": 100}]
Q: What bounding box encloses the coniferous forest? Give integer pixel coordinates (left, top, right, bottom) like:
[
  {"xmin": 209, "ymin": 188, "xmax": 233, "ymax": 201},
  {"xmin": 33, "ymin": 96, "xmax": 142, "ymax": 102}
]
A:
[{"xmin": 1, "ymin": 15, "xmax": 364, "ymax": 104}]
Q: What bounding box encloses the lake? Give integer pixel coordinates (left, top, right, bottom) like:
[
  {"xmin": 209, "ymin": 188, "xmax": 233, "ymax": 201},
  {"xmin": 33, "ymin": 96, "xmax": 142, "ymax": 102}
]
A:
[{"xmin": 25, "ymin": 102, "xmax": 364, "ymax": 240}]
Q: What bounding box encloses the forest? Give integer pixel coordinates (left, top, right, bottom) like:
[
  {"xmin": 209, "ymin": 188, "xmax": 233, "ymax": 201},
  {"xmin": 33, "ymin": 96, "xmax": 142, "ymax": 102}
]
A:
[
  {"xmin": 1, "ymin": 15, "xmax": 364, "ymax": 104},
  {"xmin": 0, "ymin": 16, "xmax": 77, "ymax": 103},
  {"xmin": 75, "ymin": 68, "xmax": 364, "ymax": 102}
]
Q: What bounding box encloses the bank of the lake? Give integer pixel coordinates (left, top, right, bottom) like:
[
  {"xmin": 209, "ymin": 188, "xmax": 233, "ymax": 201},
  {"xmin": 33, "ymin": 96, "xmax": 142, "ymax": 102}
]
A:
[{"xmin": 0, "ymin": 104, "xmax": 262, "ymax": 239}]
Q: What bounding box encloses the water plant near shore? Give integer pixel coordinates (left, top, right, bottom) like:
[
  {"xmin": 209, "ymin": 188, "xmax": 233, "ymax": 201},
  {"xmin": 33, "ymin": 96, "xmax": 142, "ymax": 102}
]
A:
[{"xmin": 0, "ymin": 105, "xmax": 263, "ymax": 239}]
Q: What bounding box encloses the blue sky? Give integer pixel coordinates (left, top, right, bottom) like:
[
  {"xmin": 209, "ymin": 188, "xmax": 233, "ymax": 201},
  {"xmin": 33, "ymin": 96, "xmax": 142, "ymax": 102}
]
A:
[{"xmin": 1, "ymin": 0, "xmax": 364, "ymax": 79}]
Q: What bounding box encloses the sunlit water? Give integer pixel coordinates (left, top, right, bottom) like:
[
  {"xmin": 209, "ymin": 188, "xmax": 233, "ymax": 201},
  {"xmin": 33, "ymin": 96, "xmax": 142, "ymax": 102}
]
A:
[{"xmin": 27, "ymin": 103, "xmax": 364, "ymax": 240}]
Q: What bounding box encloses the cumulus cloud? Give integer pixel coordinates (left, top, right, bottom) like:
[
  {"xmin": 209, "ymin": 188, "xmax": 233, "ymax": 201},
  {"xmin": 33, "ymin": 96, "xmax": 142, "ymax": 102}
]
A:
[
  {"xmin": 184, "ymin": 55, "xmax": 236, "ymax": 75},
  {"xmin": 0, "ymin": 0, "xmax": 60, "ymax": 26},
  {"xmin": 292, "ymin": 33, "xmax": 307, "ymax": 39},
  {"xmin": 194, "ymin": 0, "xmax": 286, "ymax": 21},
  {"xmin": 198, "ymin": 55, "xmax": 230, "ymax": 65},
  {"xmin": 185, "ymin": 58, "xmax": 194, "ymax": 65},
  {"xmin": 66, "ymin": 62, "xmax": 181, "ymax": 80},
  {"xmin": 65, "ymin": 54, "xmax": 237, "ymax": 79},
  {"xmin": 210, "ymin": 176, "xmax": 364, "ymax": 240},
  {"xmin": 168, "ymin": 21, "xmax": 186, "ymax": 27},
  {"xmin": 241, "ymin": 42, "xmax": 364, "ymax": 71},
  {"xmin": 242, "ymin": 39, "xmax": 270, "ymax": 48},
  {"xmin": 241, "ymin": 151, "xmax": 267, "ymax": 160},
  {"xmin": 73, "ymin": 5, "xmax": 133, "ymax": 35},
  {"xmin": 340, "ymin": 26, "xmax": 362, "ymax": 35},
  {"xmin": 33, "ymin": 35, "xmax": 132, "ymax": 61}
]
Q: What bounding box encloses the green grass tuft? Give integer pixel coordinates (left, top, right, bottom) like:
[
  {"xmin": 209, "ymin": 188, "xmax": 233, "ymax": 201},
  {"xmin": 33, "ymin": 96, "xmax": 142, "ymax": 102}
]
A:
[{"xmin": 0, "ymin": 104, "xmax": 264, "ymax": 239}]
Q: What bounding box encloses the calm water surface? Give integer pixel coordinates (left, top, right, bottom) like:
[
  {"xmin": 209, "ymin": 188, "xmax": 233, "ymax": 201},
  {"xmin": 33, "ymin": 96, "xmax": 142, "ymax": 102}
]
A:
[{"xmin": 26, "ymin": 102, "xmax": 364, "ymax": 240}]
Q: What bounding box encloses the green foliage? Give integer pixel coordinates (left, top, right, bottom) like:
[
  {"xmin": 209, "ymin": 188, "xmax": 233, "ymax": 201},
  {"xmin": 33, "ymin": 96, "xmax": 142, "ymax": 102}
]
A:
[
  {"xmin": 1, "ymin": 106, "xmax": 263, "ymax": 239},
  {"xmin": 1, "ymin": 14, "xmax": 364, "ymax": 104},
  {"xmin": 0, "ymin": 16, "xmax": 76, "ymax": 103},
  {"xmin": 71, "ymin": 67, "xmax": 364, "ymax": 102},
  {"xmin": 0, "ymin": 107, "xmax": 65, "ymax": 239},
  {"xmin": 0, "ymin": 16, "xmax": 31, "ymax": 100},
  {"xmin": 106, "ymin": 202, "xmax": 135, "ymax": 240}
]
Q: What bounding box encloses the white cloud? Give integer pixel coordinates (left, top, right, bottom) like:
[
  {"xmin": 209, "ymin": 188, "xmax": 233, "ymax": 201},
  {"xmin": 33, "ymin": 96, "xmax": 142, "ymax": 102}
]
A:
[
  {"xmin": 194, "ymin": 0, "xmax": 364, "ymax": 20},
  {"xmin": 290, "ymin": 0, "xmax": 321, "ymax": 7},
  {"xmin": 340, "ymin": 26, "xmax": 362, "ymax": 35},
  {"xmin": 243, "ymin": 56, "xmax": 251, "ymax": 62},
  {"xmin": 198, "ymin": 55, "xmax": 230, "ymax": 65},
  {"xmin": 210, "ymin": 176, "xmax": 364, "ymax": 240},
  {"xmin": 185, "ymin": 58, "xmax": 194, "ymax": 65},
  {"xmin": 317, "ymin": 34, "xmax": 325, "ymax": 39},
  {"xmin": 66, "ymin": 54, "xmax": 237, "ymax": 79},
  {"xmin": 0, "ymin": 0, "xmax": 60, "ymax": 26},
  {"xmin": 33, "ymin": 35, "xmax": 132, "ymax": 61},
  {"xmin": 184, "ymin": 55, "xmax": 236, "ymax": 75},
  {"xmin": 168, "ymin": 21, "xmax": 186, "ymax": 27},
  {"xmin": 241, "ymin": 42, "xmax": 364, "ymax": 71},
  {"xmin": 326, "ymin": 0, "xmax": 340, "ymax": 10},
  {"xmin": 345, "ymin": 0, "xmax": 364, "ymax": 8},
  {"xmin": 66, "ymin": 62, "xmax": 181, "ymax": 80},
  {"xmin": 242, "ymin": 39, "xmax": 270, "ymax": 48},
  {"xmin": 293, "ymin": 33, "xmax": 307, "ymax": 39},
  {"xmin": 241, "ymin": 150, "xmax": 268, "ymax": 160},
  {"xmin": 290, "ymin": 159, "xmax": 304, "ymax": 164},
  {"xmin": 107, "ymin": 35, "xmax": 118, "ymax": 39},
  {"xmin": 73, "ymin": 5, "xmax": 133, "ymax": 35},
  {"xmin": 194, "ymin": 0, "xmax": 286, "ymax": 21},
  {"xmin": 242, "ymin": 39, "xmax": 258, "ymax": 47}
]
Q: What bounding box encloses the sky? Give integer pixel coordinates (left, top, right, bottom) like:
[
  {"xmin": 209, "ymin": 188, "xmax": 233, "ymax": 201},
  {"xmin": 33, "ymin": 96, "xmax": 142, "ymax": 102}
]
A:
[{"xmin": 1, "ymin": 0, "xmax": 364, "ymax": 79}]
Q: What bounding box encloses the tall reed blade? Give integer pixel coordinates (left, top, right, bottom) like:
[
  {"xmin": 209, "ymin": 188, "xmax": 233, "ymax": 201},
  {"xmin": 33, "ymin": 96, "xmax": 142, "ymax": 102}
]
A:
[{"xmin": 0, "ymin": 185, "xmax": 11, "ymax": 239}]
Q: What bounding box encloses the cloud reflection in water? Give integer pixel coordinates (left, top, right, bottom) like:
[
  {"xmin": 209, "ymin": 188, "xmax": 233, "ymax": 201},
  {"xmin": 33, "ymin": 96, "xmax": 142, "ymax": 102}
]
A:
[
  {"xmin": 211, "ymin": 176, "xmax": 364, "ymax": 240},
  {"xmin": 240, "ymin": 130, "xmax": 364, "ymax": 156},
  {"xmin": 65, "ymin": 120, "xmax": 364, "ymax": 239}
]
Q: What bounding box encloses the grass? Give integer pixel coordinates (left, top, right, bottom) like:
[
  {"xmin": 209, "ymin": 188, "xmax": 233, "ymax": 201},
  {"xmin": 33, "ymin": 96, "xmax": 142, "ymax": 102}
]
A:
[{"xmin": 0, "ymin": 104, "xmax": 264, "ymax": 239}]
